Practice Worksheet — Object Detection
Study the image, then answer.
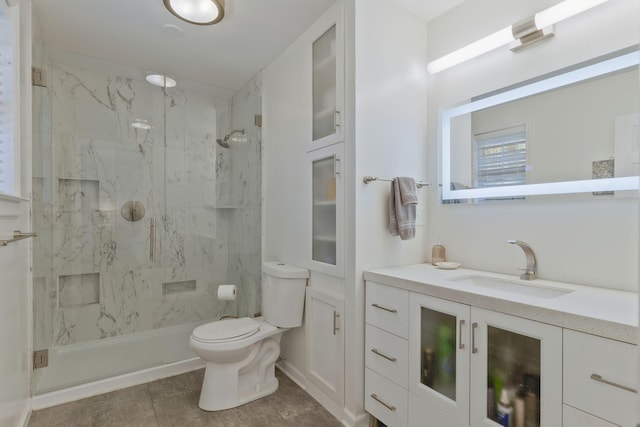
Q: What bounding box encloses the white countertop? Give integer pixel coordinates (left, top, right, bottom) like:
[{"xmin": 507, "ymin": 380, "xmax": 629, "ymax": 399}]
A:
[{"xmin": 364, "ymin": 263, "xmax": 638, "ymax": 344}]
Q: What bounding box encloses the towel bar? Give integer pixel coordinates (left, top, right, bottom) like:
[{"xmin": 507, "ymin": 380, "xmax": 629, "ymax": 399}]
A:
[
  {"xmin": 1, "ymin": 230, "xmax": 37, "ymax": 246},
  {"xmin": 362, "ymin": 176, "xmax": 431, "ymax": 188}
]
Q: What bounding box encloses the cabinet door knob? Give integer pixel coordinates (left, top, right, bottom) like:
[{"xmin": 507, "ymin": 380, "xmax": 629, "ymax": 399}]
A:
[
  {"xmin": 458, "ymin": 319, "xmax": 465, "ymax": 350},
  {"xmin": 371, "ymin": 303, "xmax": 397, "ymax": 313},
  {"xmin": 333, "ymin": 311, "xmax": 340, "ymax": 335}
]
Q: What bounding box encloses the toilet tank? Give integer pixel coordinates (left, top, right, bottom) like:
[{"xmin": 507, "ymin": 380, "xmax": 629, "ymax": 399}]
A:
[{"xmin": 261, "ymin": 261, "xmax": 309, "ymax": 328}]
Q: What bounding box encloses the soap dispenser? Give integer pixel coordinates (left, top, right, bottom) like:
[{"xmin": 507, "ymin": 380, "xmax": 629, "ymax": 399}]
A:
[{"xmin": 431, "ymin": 242, "xmax": 446, "ymax": 265}]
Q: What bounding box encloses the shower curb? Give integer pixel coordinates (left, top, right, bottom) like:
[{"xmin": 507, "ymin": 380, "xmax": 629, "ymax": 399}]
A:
[{"xmin": 31, "ymin": 357, "xmax": 205, "ymax": 410}]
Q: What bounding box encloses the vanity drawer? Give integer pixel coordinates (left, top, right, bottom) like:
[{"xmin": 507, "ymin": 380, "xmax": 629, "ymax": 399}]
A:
[
  {"xmin": 563, "ymin": 405, "xmax": 617, "ymax": 427},
  {"xmin": 365, "ymin": 368, "xmax": 408, "ymax": 427},
  {"xmin": 563, "ymin": 329, "xmax": 637, "ymax": 427},
  {"xmin": 365, "ymin": 324, "xmax": 408, "ymax": 388},
  {"xmin": 366, "ymin": 281, "xmax": 409, "ymax": 338}
]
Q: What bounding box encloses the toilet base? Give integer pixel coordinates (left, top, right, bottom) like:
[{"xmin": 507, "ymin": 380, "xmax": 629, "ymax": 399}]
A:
[{"xmin": 197, "ymin": 335, "xmax": 282, "ymax": 411}]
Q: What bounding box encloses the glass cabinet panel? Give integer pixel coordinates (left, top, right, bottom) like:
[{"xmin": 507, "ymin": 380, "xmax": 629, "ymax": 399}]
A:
[
  {"xmin": 486, "ymin": 327, "xmax": 541, "ymax": 427},
  {"xmin": 312, "ymin": 155, "xmax": 336, "ymax": 265},
  {"xmin": 420, "ymin": 307, "xmax": 457, "ymax": 401},
  {"xmin": 312, "ymin": 25, "xmax": 337, "ymax": 141}
]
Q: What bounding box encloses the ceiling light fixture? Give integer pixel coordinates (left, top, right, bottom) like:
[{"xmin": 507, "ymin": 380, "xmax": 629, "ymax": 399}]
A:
[
  {"xmin": 163, "ymin": 0, "xmax": 225, "ymax": 26},
  {"xmin": 427, "ymin": 0, "xmax": 609, "ymax": 74},
  {"xmin": 145, "ymin": 74, "xmax": 177, "ymax": 88}
]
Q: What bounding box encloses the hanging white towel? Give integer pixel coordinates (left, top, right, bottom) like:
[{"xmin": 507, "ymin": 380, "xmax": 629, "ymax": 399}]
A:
[{"xmin": 389, "ymin": 177, "xmax": 417, "ymax": 240}]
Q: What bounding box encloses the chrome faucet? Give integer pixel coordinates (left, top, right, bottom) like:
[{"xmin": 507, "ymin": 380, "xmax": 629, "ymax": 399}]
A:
[{"xmin": 507, "ymin": 240, "xmax": 537, "ymax": 280}]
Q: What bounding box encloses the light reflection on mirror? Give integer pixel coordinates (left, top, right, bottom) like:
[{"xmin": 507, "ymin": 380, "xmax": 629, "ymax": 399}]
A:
[{"xmin": 441, "ymin": 47, "xmax": 640, "ymax": 203}]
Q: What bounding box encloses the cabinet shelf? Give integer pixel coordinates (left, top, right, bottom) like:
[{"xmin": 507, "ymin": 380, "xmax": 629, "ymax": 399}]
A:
[
  {"xmin": 313, "ymin": 235, "xmax": 337, "ymax": 243},
  {"xmin": 314, "ymin": 199, "xmax": 336, "ymax": 206},
  {"xmin": 313, "ymin": 106, "xmax": 335, "ymax": 121},
  {"xmin": 313, "ymin": 54, "xmax": 336, "ymax": 71}
]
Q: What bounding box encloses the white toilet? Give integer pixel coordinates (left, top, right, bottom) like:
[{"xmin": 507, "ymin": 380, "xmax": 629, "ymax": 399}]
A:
[{"xmin": 189, "ymin": 261, "xmax": 308, "ymax": 411}]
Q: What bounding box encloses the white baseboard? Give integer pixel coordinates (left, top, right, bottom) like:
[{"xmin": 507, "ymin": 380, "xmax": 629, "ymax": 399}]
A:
[
  {"xmin": 276, "ymin": 361, "xmax": 353, "ymax": 426},
  {"xmin": 16, "ymin": 399, "xmax": 31, "ymax": 427},
  {"xmin": 343, "ymin": 407, "xmax": 370, "ymax": 427},
  {"xmin": 32, "ymin": 358, "xmax": 205, "ymax": 410}
]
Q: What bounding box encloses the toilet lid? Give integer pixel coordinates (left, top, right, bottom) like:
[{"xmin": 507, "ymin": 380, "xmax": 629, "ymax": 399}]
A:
[{"xmin": 192, "ymin": 317, "xmax": 260, "ymax": 343}]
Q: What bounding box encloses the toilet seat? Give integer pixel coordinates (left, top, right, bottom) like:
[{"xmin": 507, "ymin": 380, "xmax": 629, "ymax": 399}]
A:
[{"xmin": 192, "ymin": 317, "xmax": 260, "ymax": 343}]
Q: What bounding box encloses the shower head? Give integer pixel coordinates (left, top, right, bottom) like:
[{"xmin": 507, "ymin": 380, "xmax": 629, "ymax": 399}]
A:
[{"xmin": 216, "ymin": 129, "xmax": 245, "ymax": 148}]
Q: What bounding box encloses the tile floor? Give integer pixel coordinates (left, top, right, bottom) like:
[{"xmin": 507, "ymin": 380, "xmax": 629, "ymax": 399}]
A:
[{"xmin": 28, "ymin": 368, "xmax": 342, "ymax": 427}]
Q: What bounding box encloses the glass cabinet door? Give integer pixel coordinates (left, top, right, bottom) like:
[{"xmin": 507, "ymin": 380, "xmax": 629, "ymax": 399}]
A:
[
  {"xmin": 311, "ymin": 153, "xmax": 336, "ymax": 265},
  {"xmin": 470, "ymin": 308, "xmax": 562, "ymax": 427},
  {"xmin": 312, "ymin": 24, "xmax": 337, "ymax": 142},
  {"xmin": 409, "ymin": 293, "xmax": 471, "ymax": 427},
  {"xmin": 308, "ymin": 4, "xmax": 343, "ymax": 152},
  {"xmin": 309, "ymin": 144, "xmax": 342, "ymax": 277}
]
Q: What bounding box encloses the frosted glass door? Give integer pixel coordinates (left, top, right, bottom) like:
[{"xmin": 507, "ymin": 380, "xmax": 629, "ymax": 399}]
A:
[
  {"xmin": 312, "ymin": 155, "xmax": 336, "ymax": 265},
  {"xmin": 309, "ymin": 4, "xmax": 343, "ymax": 152},
  {"xmin": 409, "ymin": 293, "xmax": 470, "ymax": 427},
  {"xmin": 313, "ymin": 25, "xmax": 337, "ymax": 142},
  {"xmin": 309, "ymin": 143, "xmax": 343, "ymax": 277},
  {"xmin": 470, "ymin": 308, "xmax": 562, "ymax": 427}
]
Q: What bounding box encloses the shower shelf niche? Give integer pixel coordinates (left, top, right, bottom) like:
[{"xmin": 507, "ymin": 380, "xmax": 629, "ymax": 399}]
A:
[{"xmin": 204, "ymin": 204, "xmax": 240, "ymax": 210}]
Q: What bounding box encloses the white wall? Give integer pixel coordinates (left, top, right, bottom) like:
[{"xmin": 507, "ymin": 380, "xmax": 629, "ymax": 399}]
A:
[
  {"xmin": 426, "ymin": 0, "xmax": 640, "ymax": 291},
  {"xmin": 0, "ymin": 1, "xmax": 32, "ymax": 426},
  {"xmin": 348, "ymin": 0, "xmax": 428, "ymax": 419}
]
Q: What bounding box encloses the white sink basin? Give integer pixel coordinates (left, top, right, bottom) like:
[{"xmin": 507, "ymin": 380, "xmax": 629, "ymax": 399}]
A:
[{"xmin": 449, "ymin": 275, "xmax": 574, "ymax": 299}]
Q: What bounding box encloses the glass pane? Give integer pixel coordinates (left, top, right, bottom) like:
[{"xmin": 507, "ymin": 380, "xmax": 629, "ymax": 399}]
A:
[
  {"xmin": 420, "ymin": 307, "xmax": 456, "ymax": 401},
  {"xmin": 486, "ymin": 326, "xmax": 541, "ymax": 427},
  {"xmin": 31, "ymin": 45, "xmax": 262, "ymax": 394},
  {"xmin": 312, "ymin": 156, "xmax": 336, "ymax": 265},
  {"xmin": 312, "ymin": 25, "xmax": 336, "ymax": 141}
]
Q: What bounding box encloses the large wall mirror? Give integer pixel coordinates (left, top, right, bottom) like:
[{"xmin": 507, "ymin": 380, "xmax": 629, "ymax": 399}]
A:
[{"xmin": 440, "ymin": 47, "xmax": 640, "ymax": 202}]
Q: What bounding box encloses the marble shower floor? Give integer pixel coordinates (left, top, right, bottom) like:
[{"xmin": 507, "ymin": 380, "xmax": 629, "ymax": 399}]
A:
[{"xmin": 29, "ymin": 368, "xmax": 342, "ymax": 427}]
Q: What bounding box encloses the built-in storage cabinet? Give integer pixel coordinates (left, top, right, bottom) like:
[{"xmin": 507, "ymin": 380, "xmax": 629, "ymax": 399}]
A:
[
  {"xmin": 309, "ymin": 143, "xmax": 343, "ymax": 277},
  {"xmin": 305, "ymin": 287, "xmax": 344, "ymax": 405},
  {"xmin": 310, "ymin": 5, "xmax": 343, "ymax": 151}
]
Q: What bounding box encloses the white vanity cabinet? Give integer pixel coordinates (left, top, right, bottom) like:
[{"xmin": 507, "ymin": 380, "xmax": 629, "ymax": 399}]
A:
[
  {"xmin": 563, "ymin": 330, "xmax": 638, "ymax": 427},
  {"xmin": 364, "ymin": 281, "xmax": 410, "ymax": 426},
  {"xmin": 408, "ymin": 292, "xmax": 562, "ymax": 427},
  {"xmin": 365, "ymin": 281, "xmax": 563, "ymax": 427}
]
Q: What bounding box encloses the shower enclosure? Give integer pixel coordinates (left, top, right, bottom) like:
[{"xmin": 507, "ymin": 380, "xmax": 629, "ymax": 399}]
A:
[{"xmin": 31, "ymin": 46, "xmax": 262, "ymax": 394}]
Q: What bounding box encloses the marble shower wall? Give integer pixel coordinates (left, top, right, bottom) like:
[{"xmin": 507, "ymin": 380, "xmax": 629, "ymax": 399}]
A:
[{"xmin": 33, "ymin": 48, "xmax": 262, "ymax": 350}]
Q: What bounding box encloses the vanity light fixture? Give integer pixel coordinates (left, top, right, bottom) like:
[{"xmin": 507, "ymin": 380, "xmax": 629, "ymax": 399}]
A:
[
  {"xmin": 427, "ymin": 0, "xmax": 609, "ymax": 74},
  {"xmin": 145, "ymin": 74, "xmax": 177, "ymax": 88},
  {"xmin": 163, "ymin": 0, "xmax": 225, "ymax": 26}
]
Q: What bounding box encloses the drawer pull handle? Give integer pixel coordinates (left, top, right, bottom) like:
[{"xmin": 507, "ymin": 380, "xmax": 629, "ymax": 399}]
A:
[
  {"xmin": 471, "ymin": 322, "xmax": 478, "ymax": 354},
  {"xmin": 371, "ymin": 348, "xmax": 397, "ymax": 362},
  {"xmin": 590, "ymin": 373, "xmax": 638, "ymax": 394},
  {"xmin": 458, "ymin": 319, "xmax": 465, "ymax": 350},
  {"xmin": 371, "ymin": 303, "xmax": 397, "ymax": 313},
  {"xmin": 371, "ymin": 393, "xmax": 396, "ymax": 411}
]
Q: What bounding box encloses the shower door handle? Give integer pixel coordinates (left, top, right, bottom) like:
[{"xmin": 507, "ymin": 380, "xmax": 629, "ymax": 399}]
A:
[{"xmin": 150, "ymin": 218, "xmax": 157, "ymax": 262}]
